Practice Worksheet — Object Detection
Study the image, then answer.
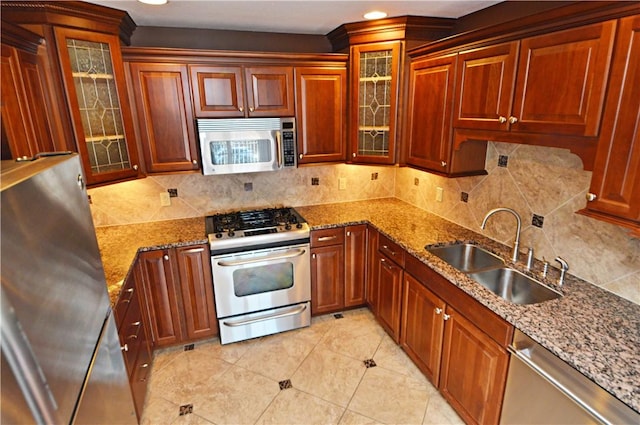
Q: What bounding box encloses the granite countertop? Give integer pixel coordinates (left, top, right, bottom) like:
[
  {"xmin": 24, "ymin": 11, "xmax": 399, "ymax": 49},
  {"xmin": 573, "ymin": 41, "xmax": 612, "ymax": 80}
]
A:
[{"xmin": 96, "ymin": 198, "xmax": 639, "ymax": 413}]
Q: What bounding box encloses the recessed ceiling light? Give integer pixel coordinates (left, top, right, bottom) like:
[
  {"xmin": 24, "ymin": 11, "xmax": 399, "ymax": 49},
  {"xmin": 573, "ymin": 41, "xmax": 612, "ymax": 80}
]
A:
[
  {"xmin": 363, "ymin": 11, "xmax": 388, "ymax": 20},
  {"xmin": 138, "ymin": 0, "xmax": 168, "ymax": 5}
]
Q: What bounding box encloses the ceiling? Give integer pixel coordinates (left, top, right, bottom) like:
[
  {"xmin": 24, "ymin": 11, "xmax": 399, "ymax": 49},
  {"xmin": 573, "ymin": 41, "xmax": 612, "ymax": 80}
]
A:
[{"xmin": 86, "ymin": 1, "xmax": 502, "ymax": 35}]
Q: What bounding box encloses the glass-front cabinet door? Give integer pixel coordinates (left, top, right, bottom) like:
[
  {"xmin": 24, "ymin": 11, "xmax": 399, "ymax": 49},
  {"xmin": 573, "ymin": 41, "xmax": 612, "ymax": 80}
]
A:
[
  {"xmin": 349, "ymin": 41, "xmax": 401, "ymax": 164},
  {"xmin": 54, "ymin": 27, "xmax": 140, "ymax": 185}
]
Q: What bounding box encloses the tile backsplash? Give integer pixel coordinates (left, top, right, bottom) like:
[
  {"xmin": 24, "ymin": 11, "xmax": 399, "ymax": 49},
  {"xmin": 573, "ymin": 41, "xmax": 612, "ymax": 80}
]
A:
[
  {"xmin": 395, "ymin": 142, "xmax": 639, "ymax": 305},
  {"xmin": 89, "ymin": 143, "xmax": 639, "ymax": 304}
]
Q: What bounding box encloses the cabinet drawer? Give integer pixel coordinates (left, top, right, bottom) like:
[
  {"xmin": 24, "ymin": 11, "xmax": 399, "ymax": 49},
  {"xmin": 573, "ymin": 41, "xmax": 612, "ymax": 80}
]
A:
[
  {"xmin": 119, "ymin": 289, "xmax": 144, "ymax": 376},
  {"xmin": 378, "ymin": 234, "xmax": 405, "ymax": 268},
  {"xmin": 311, "ymin": 227, "xmax": 345, "ymax": 247},
  {"xmin": 114, "ymin": 277, "xmax": 135, "ymax": 325}
]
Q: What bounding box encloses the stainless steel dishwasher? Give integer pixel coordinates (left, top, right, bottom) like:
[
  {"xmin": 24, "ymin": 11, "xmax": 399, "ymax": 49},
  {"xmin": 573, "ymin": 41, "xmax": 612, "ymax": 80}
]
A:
[{"xmin": 500, "ymin": 330, "xmax": 639, "ymax": 424}]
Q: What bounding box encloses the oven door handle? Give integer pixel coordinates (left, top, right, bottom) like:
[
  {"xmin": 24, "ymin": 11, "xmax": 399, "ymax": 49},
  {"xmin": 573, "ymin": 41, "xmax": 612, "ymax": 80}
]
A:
[
  {"xmin": 222, "ymin": 304, "xmax": 308, "ymax": 327},
  {"xmin": 217, "ymin": 248, "xmax": 307, "ymax": 267}
]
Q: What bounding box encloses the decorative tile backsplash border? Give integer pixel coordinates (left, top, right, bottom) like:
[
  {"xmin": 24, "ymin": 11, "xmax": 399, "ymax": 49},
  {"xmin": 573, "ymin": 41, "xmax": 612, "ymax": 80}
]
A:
[{"xmin": 89, "ymin": 144, "xmax": 639, "ymax": 305}]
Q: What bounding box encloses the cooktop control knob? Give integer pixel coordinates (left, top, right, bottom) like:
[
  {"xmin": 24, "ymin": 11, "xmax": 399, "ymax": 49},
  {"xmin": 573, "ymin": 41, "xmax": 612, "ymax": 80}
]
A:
[
  {"xmin": 215, "ymin": 233, "xmax": 222, "ymax": 239},
  {"xmin": 228, "ymin": 230, "xmax": 235, "ymax": 237},
  {"xmin": 285, "ymin": 224, "xmax": 292, "ymax": 230},
  {"xmin": 296, "ymin": 223, "xmax": 303, "ymax": 229}
]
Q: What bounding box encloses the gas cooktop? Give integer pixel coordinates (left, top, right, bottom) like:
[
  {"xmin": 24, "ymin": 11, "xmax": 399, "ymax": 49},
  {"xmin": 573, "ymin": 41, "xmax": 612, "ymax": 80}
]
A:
[{"xmin": 205, "ymin": 207, "xmax": 310, "ymax": 253}]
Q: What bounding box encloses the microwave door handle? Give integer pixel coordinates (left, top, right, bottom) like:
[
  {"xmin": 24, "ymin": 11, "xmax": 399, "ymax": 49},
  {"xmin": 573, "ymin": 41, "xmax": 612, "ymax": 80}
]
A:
[{"xmin": 275, "ymin": 130, "xmax": 283, "ymax": 169}]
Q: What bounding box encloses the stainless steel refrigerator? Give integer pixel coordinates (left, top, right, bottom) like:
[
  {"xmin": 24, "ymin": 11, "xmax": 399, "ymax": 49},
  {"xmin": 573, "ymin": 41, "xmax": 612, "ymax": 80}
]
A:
[{"xmin": 1, "ymin": 153, "xmax": 136, "ymax": 424}]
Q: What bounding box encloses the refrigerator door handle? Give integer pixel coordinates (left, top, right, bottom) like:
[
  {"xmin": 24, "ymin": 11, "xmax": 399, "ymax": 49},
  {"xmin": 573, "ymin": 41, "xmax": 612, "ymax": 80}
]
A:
[{"xmin": 1, "ymin": 288, "xmax": 58, "ymax": 424}]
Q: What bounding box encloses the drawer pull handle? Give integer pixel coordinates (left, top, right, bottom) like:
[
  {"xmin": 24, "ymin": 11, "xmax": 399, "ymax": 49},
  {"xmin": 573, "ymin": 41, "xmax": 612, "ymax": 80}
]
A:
[
  {"xmin": 317, "ymin": 235, "xmax": 338, "ymax": 242},
  {"xmin": 183, "ymin": 247, "xmax": 205, "ymax": 254},
  {"xmin": 127, "ymin": 334, "xmax": 138, "ymax": 340},
  {"xmin": 382, "ymin": 245, "xmax": 397, "ymax": 255},
  {"xmin": 380, "ymin": 259, "xmax": 393, "ymax": 269},
  {"xmin": 140, "ymin": 363, "xmax": 149, "ymax": 368}
]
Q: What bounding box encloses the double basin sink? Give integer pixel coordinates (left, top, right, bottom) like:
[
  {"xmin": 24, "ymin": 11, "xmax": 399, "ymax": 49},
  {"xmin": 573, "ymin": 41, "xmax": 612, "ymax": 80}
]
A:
[{"xmin": 426, "ymin": 243, "xmax": 562, "ymax": 305}]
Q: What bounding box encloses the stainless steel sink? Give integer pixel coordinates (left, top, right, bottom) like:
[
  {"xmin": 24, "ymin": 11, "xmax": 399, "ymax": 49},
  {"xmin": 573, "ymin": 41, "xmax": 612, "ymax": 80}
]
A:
[
  {"xmin": 426, "ymin": 243, "xmax": 505, "ymax": 273},
  {"xmin": 467, "ymin": 267, "xmax": 562, "ymax": 305}
]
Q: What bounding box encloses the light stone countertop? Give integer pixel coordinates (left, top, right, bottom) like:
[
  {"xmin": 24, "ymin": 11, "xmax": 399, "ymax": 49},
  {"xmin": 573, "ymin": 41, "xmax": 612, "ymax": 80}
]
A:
[{"xmin": 95, "ymin": 198, "xmax": 640, "ymax": 413}]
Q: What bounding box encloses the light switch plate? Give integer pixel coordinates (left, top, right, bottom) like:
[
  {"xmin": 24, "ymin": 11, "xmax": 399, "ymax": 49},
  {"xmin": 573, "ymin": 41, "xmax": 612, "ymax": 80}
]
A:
[
  {"xmin": 339, "ymin": 177, "xmax": 346, "ymax": 190},
  {"xmin": 436, "ymin": 187, "xmax": 444, "ymax": 202}
]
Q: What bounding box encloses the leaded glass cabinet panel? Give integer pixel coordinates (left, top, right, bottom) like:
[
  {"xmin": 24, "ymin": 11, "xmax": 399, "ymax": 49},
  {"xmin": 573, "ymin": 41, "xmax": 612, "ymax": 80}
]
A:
[
  {"xmin": 349, "ymin": 42, "xmax": 401, "ymax": 164},
  {"xmin": 54, "ymin": 27, "xmax": 140, "ymax": 185}
]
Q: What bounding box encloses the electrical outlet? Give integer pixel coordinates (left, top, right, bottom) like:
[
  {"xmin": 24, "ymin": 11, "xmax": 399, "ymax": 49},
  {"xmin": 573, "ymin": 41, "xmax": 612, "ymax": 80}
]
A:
[
  {"xmin": 339, "ymin": 177, "xmax": 346, "ymax": 190},
  {"xmin": 371, "ymin": 172, "xmax": 378, "ymax": 180},
  {"xmin": 436, "ymin": 187, "xmax": 444, "ymax": 202},
  {"xmin": 168, "ymin": 188, "xmax": 178, "ymax": 197},
  {"xmin": 159, "ymin": 192, "xmax": 171, "ymax": 206},
  {"xmin": 244, "ymin": 182, "xmax": 253, "ymax": 192},
  {"xmin": 311, "ymin": 177, "xmax": 319, "ymax": 186},
  {"xmin": 414, "ymin": 178, "xmax": 419, "ymax": 186}
]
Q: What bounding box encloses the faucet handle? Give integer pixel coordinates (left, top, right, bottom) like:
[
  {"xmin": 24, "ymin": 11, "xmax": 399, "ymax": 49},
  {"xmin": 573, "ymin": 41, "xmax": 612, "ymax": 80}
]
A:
[{"xmin": 555, "ymin": 257, "xmax": 569, "ymax": 286}]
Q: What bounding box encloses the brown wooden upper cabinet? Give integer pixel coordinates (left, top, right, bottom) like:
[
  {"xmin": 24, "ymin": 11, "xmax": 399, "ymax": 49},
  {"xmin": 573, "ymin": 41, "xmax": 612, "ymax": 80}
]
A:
[
  {"xmin": 454, "ymin": 21, "xmax": 616, "ymax": 137},
  {"xmin": 54, "ymin": 27, "xmax": 142, "ymax": 186},
  {"xmin": 349, "ymin": 41, "xmax": 402, "ymax": 165},
  {"xmin": 127, "ymin": 62, "xmax": 199, "ymax": 173},
  {"xmin": 295, "ymin": 66, "xmax": 347, "ymax": 164},
  {"xmin": 579, "ymin": 14, "xmax": 640, "ymax": 235},
  {"xmin": 189, "ymin": 65, "xmax": 294, "ymax": 117},
  {"xmin": 1, "ymin": 27, "xmax": 57, "ymax": 160}
]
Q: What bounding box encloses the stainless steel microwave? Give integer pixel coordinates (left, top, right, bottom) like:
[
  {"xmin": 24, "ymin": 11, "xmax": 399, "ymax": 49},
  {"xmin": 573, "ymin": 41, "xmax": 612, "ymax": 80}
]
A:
[{"xmin": 197, "ymin": 117, "xmax": 296, "ymax": 175}]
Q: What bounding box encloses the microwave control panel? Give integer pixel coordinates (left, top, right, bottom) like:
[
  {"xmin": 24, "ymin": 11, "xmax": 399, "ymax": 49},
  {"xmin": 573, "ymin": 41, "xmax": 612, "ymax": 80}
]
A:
[{"xmin": 282, "ymin": 119, "xmax": 296, "ymax": 168}]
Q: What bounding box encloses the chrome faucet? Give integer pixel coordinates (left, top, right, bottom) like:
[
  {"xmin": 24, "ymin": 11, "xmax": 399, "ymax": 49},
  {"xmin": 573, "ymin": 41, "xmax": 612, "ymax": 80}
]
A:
[
  {"xmin": 481, "ymin": 207, "xmax": 522, "ymax": 262},
  {"xmin": 555, "ymin": 257, "xmax": 569, "ymax": 286}
]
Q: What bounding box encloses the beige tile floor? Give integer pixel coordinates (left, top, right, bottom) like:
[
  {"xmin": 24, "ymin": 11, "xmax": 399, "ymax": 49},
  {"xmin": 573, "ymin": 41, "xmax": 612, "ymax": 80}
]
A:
[{"xmin": 140, "ymin": 308, "xmax": 464, "ymax": 425}]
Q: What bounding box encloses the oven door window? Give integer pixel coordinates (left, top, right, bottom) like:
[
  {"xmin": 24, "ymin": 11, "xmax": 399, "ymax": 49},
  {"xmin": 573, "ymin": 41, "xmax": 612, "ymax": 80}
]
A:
[
  {"xmin": 232, "ymin": 262, "xmax": 294, "ymax": 297},
  {"xmin": 210, "ymin": 139, "xmax": 272, "ymax": 165}
]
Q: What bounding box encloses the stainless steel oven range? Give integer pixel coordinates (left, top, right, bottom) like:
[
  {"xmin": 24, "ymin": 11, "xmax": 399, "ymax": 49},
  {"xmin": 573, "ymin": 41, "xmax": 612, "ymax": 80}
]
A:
[{"xmin": 206, "ymin": 207, "xmax": 311, "ymax": 344}]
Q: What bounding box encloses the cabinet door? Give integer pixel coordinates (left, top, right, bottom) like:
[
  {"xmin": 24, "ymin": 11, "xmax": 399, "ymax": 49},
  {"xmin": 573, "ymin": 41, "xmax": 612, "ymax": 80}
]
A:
[
  {"xmin": 406, "ymin": 53, "xmax": 457, "ymax": 173},
  {"xmin": 311, "ymin": 244, "xmax": 344, "ymax": 315},
  {"xmin": 454, "ymin": 41, "xmax": 519, "ymax": 131},
  {"xmin": 128, "ymin": 62, "xmax": 199, "ymax": 173},
  {"xmin": 582, "ymin": 15, "xmax": 640, "ymax": 231},
  {"xmin": 400, "ymin": 274, "xmax": 446, "ymax": 386},
  {"xmin": 366, "ymin": 226, "xmax": 379, "ymax": 315},
  {"xmin": 244, "ymin": 66, "xmax": 294, "ymax": 116},
  {"xmin": 175, "ymin": 245, "xmax": 219, "ymax": 340},
  {"xmin": 512, "ymin": 20, "xmax": 616, "ymax": 136},
  {"xmin": 138, "ymin": 250, "xmax": 183, "ymax": 347},
  {"xmin": 295, "ymin": 66, "xmax": 347, "ymax": 164},
  {"xmin": 376, "ymin": 252, "xmax": 403, "ymax": 342},
  {"xmin": 1, "ymin": 44, "xmax": 56, "ymax": 159},
  {"xmin": 439, "ymin": 307, "xmax": 509, "ymax": 425},
  {"xmin": 344, "ymin": 224, "xmax": 367, "ymax": 308},
  {"xmin": 189, "ymin": 65, "xmax": 245, "ymax": 117},
  {"xmin": 53, "ymin": 27, "xmax": 141, "ymax": 185},
  {"xmin": 349, "ymin": 41, "xmax": 402, "ymax": 164}
]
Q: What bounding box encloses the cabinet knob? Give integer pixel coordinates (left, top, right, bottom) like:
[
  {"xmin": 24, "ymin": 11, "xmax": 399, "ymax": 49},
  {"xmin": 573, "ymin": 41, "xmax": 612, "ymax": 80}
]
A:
[
  {"xmin": 133, "ymin": 164, "xmax": 139, "ymax": 171},
  {"xmin": 239, "ymin": 106, "xmax": 244, "ymax": 112},
  {"xmin": 163, "ymin": 254, "xmax": 169, "ymax": 260},
  {"xmin": 435, "ymin": 307, "xmax": 443, "ymax": 315},
  {"xmin": 586, "ymin": 193, "xmax": 597, "ymax": 202},
  {"xmin": 312, "ymin": 253, "xmax": 316, "ymax": 259},
  {"xmin": 508, "ymin": 116, "xmax": 518, "ymax": 125},
  {"xmin": 249, "ymin": 107, "xmax": 255, "ymax": 112},
  {"xmin": 443, "ymin": 313, "xmax": 451, "ymax": 321},
  {"xmin": 121, "ymin": 344, "xmax": 128, "ymax": 352},
  {"xmin": 440, "ymin": 161, "xmax": 447, "ymax": 167},
  {"xmin": 352, "ymin": 153, "xmax": 356, "ymax": 158},
  {"xmin": 299, "ymin": 154, "xmax": 303, "ymax": 160},
  {"xmin": 192, "ymin": 159, "xmax": 198, "ymax": 165},
  {"xmin": 498, "ymin": 116, "xmax": 507, "ymax": 123},
  {"xmin": 347, "ymin": 231, "xmax": 351, "ymax": 237}
]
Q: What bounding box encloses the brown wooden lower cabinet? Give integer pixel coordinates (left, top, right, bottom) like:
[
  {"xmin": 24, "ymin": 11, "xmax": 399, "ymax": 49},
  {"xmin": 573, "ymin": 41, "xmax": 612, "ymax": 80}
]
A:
[
  {"xmin": 439, "ymin": 306, "xmax": 509, "ymax": 425},
  {"xmin": 375, "ymin": 251, "xmax": 404, "ymax": 342},
  {"xmin": 366, "ymin": 226, "xmax": 380, "ymax": 314},
  {"xmin": 402, "ymin": 256, "xmax": 514, "ymax": 425},
  {"xmin": 115, "ymin": 263, "xmax": 152, "ymax": 421},
  {"xmin": 310, "ymin": 225, "xmax": 367, "ymax": 315},
  {"xmin": 137, "ymin": 244, "xmax": 218, "ymax": 348}
]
